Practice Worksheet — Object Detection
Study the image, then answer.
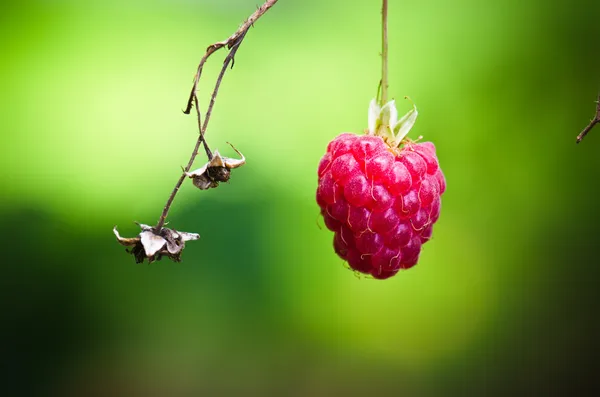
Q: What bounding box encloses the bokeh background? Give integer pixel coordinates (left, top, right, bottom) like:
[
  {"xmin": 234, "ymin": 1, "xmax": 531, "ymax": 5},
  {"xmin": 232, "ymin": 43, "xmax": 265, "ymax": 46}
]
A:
[{"xmin": 2, "ymin": 0, "xmax": 600, "ymax": 396}]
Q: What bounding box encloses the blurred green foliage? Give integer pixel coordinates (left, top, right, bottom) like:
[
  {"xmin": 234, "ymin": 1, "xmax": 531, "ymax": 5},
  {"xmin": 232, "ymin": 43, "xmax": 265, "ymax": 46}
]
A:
[{"xmin": 1, "ymin": 0, "xmax": 599, "ymax": 396}]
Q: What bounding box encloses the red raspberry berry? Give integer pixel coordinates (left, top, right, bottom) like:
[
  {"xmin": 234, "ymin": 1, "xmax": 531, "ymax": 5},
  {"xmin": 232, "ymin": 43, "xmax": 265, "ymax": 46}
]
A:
[{"xmin": 317, "ymin": 131, "xmax": 446, "ymax": 279}]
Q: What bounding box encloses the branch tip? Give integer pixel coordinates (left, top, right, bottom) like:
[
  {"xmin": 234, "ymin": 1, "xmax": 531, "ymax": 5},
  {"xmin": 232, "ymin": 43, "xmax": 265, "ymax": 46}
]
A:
[{"xmin": 576, "ymin": 93, "xmax": 600, "ymax": 144}]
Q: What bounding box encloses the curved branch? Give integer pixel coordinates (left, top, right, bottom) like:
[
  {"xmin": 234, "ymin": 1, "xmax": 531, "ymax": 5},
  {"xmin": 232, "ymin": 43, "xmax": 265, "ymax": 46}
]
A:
[
  {"xmin": 183, "ymin": 0, "xmax": 279, "ymax": 114},
  {"xmin": 155, "ymin": 0, "xmax": 278, "ymax": 232}
]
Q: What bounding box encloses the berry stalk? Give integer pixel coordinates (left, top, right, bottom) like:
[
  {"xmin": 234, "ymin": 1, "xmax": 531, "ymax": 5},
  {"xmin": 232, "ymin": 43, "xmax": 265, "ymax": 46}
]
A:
[{"xmin": 380, "ymin": 0, "xmax": 389, "ymax": 106}]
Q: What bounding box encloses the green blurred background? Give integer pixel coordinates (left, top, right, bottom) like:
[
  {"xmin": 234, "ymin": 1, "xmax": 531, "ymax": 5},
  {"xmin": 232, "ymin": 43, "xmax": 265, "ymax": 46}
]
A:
[{"xmin": 2, "ymin": 0, "xmax": 599, "ymax": 395}]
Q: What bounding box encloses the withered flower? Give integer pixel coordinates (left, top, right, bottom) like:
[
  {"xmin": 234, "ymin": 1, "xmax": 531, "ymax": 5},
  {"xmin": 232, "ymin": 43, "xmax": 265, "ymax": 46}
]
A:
[
  {"xmin": 113, "ymin": 223, "xmax": 199, "ymax": 263},
  {"xmin": 185, "ymin": 142, "xmax": 245, "ymax": 190}
]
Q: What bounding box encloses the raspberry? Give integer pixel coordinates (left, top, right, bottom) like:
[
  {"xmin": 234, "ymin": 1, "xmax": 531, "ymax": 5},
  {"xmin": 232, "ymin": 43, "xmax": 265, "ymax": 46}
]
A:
[{"xmin": 316, "ymin": 100, "xmax": 446, "ymax": 279}]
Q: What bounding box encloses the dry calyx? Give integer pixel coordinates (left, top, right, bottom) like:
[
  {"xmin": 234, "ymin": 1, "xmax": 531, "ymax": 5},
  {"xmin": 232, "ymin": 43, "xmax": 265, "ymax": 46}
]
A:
[
  {"xmin": 185, "ymin": 142, "xmax": 245, "ymax": 190},
  {"xmin": 113, "ymin": 223, "xmax": 199, "ymax": 263}
]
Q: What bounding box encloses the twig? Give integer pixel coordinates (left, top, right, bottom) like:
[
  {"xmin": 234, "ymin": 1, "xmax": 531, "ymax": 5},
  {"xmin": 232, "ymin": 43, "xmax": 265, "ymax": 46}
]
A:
[
  {"xmin": 183, "ymin": 0, "xmax": 278, "ymax": 115},
  {"xmin": 155, "ymin": 0, "xmax": 278, "ymax": 232},
  {"xmin": 380, "ymin": 0, "xmax": 388, "ymax": 106},
  {"xmin": 193, "ymin": 94, "xmax": 212, "ymax": 160},
  {"xmin": 576, "ymin": 93, "xmax": 600, "ymax": 144}
]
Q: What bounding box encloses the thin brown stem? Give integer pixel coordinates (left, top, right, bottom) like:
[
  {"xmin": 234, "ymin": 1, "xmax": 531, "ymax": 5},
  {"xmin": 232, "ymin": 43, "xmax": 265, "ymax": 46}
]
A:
[
  {"xmin": 201, "ymin": 29, "xmax": 248, "ymax": 137},
  {"xmin": 193, "ymin": 94, "xmax": 212, "ymax": 160},
  {"xmin": 576, "ymin": 93, "xmax": 600, "ymax": 144},
  {"xmin": 380, "ymin": 0, "xmax": 389, "ymax": 105},
  {"xmin": 183, "ymin": 0, "xmax": 279, "ymax": 115},
  {"xmin": 155, "ymin": 0, "xmax": 278, "ymax": 231}
]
